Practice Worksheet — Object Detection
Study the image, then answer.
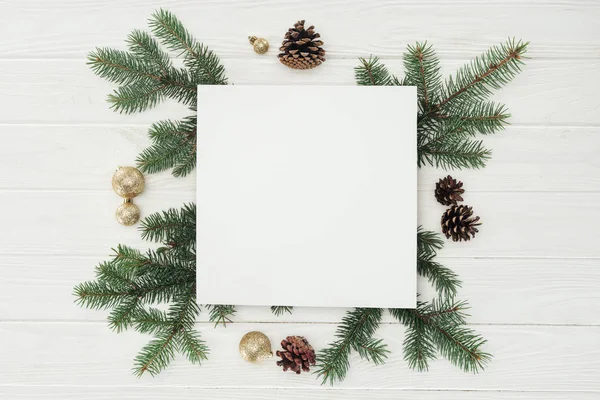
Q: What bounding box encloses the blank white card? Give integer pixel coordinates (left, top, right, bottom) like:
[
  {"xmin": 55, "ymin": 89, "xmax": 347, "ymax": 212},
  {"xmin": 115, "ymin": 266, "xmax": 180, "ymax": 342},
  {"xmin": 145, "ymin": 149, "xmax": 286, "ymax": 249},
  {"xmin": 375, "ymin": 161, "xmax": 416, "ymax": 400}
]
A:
[{"xmin": 196, "ymin": 85, "xmax": 417, "ymax": 308}]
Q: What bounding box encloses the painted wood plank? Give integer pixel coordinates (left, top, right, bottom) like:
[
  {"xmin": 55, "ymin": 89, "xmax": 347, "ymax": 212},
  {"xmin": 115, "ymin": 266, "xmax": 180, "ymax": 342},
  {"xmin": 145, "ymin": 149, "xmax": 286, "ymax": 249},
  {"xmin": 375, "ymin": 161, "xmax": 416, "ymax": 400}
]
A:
[
  {"xmin": 0, "ymin": 59, "xmax": 598, "ymax": 126},
  {"xmin": 0, "ymin": 322, "xmax": 598, "ymax": 391},
  {"xmin": 1, "ymin": 256, "xmax": 598, "ymax": 325},
  {"xmin": 1, "ymin": 0, "xmax": 598, "ymax": 59},
  {"xmin": 1, "ymin": 387, "xmax": 597, "ymax": 400},
  {"xmin": 0, "ymin": 190, "xmax": 597, "ymax": 258},
  {"xmin": 0, "ymin": 125, "xmax": 598, "ymax": 192}
]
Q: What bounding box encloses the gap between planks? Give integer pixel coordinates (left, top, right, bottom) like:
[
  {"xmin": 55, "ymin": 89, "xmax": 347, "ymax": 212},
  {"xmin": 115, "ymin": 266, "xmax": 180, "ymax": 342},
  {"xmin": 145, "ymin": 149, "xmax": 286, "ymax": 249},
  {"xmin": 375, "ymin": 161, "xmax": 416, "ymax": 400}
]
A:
[{"xmin": 0, "ymin": 320, "xmax": 598, "ymax": 327}]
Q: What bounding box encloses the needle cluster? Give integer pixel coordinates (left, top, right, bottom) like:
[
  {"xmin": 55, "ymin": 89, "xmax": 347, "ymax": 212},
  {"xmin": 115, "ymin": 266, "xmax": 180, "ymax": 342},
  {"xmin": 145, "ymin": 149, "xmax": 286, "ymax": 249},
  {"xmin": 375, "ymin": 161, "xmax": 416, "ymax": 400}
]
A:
[
  {"xmin": 88, "ymin": 9, "xmax": 227, "ymax": 177},
  {"xmin": 355, "ymin": 39, "xmax": 528, "ymax": 169}
]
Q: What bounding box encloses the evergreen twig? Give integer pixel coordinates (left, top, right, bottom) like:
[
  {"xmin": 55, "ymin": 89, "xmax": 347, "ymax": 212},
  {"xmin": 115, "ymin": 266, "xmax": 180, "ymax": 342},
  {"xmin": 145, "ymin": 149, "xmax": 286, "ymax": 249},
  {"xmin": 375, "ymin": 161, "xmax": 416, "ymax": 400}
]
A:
[
  {"xmin": 271, "ymin": 306, "xmax": 294, "ymax": 316},
  {"xmin": 74, "ymin": 205, "xmax": 203, "ymax": 376},
  {"xmin": 81, "ymin": 9, "xmax": 506, "ymax": 382},
  {"xmin": 206, "ymin": 305, "xmax": 236, "ymax": 327},
  {"xmin": 315, "ymin": 228, "xmax": 489, "ymax": 384},
  {"xmin": 316, "ymin": 308, "xmax": 387, "ymax": 385},
  {"xmin": 88, "ymin": 10, "xmax": 226, "ymax": 176},
  {"xmin": 355, "ymin": 38, "xmax": 528, "ymax": 169},
  {"xmin": 390, "ymin": 298, "xmax": 491, "ymax": 373}
]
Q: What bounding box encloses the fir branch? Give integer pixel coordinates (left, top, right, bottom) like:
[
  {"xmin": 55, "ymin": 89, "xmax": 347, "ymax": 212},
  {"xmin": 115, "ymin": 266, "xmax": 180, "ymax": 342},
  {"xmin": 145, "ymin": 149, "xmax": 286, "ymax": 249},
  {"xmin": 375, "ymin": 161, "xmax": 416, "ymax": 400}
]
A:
[
  {"xmin": 417, "ymin": 227, "xmax": 461, "ymax": 297},
  {"xmin": 420, "ymin": 136, "xmax": 491, "ymax": 170},
  {"xmin": 417, "ymin": 226, "xmax": 444, "ymax": 255},
  {"xmin": 177, "ymin": 328, "xmax": 209, "ymax": 364},
  {"xmin": 271, "ymin": 306, "xmax": 294, "ymax": 316},
  {"xmin": 149, "ymin": 9, "xmax": 198, "ymax": 60},
  {"xmin": 355, "ymin": 338, "xmax": 390, "ymax": 365},
  {"xmin": 206, "ymin": 305, "xmax": 236, "ymax": 327},
  {"xmin": 418, "ymin": 258, "xmax": 461, "ymax": 298},
  {"xmin": 95, "ymin": 260, "xmax": 138, "ymax": 290},
  {"xmin": 88, "ymin": 48, "xmax": 162, "ymax": 86},
  {"xmin": 150, "ymin": 9, "xmax": 228, "ymax": 85},
  {"xmin": 428, "ymin": 319, "xmax": 490, "ymax": 372},
  {"xmin": 89, "ymin": 47, "xmax": 196, "ymax": 113},
  {"xmin": 389, "ymin": 298, "xmax": 490, "ymax": 373},
  {"xmin": 450, "ymin": 101, "xmax": 510, "ymax": 135},
  {"xmin": 437, "ymin": 38, "xmax": 528, "ymax": 110},
  {"xmin": 127, "ymin": 29, "xmax": 172, "ymax": 73},
  {"xmin": 108, "ymin": 297, "xmax": 141, "ymax": 333},
  {"xmin": 171, "ymin": 149, "xmax": 197, "ymax": 178},
  {"xmin": 133, "ymin": 308, "xmax": 171, "ymax": 335},
  {"xmin": 404, "ymin": 41, "xmax": 441, "ymax": 107},
  {"xmin": 140, "ymin": 204, "xmax": 196, "ymax": 243},
  {"xmin": 134, "ymin": 291, "xmax": 202, "ymax": 376},
  {"xmin": 133, "ymin": 330, "xmax": 178, "ymax": 377},
  {"xmin": 355, "ymin": 56, "xmax": 403, "ymax": 86},
  {"xmin": 112, "ymin": 245, "xmax": 147, "ymax": 269},
  {"xmin": 356, "ymin": 39, "xmax": 527, "ymax": 170},
  {"xmin": 90, "ymin": 10, "xmax": 228, "ymax": 176},
  {"xmin": 402, "ymin": 310, "xmax": 436, "ymax": 371},
  {"xmin": 316, "ymin": 308, "xmax": 385, "ymax": 385},
  {"xmin": 108, "ymin": 81, "xmax": 166, "ymax": 114},
  {"xmin": 73, "ymin": 280, "xmax": 133, "ymax": 310},
  {"xmin": 136, "ymin": 117, "xmax": 197, "ymax": 176}
]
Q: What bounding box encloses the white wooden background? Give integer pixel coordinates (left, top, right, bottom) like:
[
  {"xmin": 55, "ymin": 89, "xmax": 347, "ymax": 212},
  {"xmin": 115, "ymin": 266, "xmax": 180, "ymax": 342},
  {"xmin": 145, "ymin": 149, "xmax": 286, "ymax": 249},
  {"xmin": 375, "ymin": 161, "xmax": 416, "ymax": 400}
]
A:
[{"xmin": 1, "ymin": 0, "xmax": 599, "ymax": 399}]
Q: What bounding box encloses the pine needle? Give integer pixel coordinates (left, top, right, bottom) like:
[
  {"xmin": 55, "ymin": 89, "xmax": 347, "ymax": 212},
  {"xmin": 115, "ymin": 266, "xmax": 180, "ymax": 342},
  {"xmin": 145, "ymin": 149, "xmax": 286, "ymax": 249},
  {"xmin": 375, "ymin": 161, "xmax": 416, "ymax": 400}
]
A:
[{"xmin": 357, "ymin": 38, "xmax": 528, "ymax": 169}]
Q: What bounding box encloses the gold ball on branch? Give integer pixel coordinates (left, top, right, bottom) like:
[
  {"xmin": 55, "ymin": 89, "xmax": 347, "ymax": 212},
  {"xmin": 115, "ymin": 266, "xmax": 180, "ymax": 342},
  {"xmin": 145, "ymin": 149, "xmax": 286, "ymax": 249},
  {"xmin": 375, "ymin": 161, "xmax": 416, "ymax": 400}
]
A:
[
  {"xmin": 112, "ymin": 166, "xmax": 145, "ymax": 199},
  {"xmin": 116, "ymin": 200, "xmax": 140, "ymax": 226},
  {"xmin": 249, "ymin": 36, "xmax": 269, "ymax": 54},
  {"xmin": 239, "ymin": 331, "xmax": 273, "ymax": 363}
]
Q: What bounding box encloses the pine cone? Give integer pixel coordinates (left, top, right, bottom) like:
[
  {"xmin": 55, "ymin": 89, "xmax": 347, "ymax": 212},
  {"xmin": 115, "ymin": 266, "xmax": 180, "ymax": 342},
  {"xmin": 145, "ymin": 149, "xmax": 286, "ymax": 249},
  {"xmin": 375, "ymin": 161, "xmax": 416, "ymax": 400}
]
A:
[
  {"xmin": 435, "ymin": 175, "xmax": 465, "ymax": 206},
  {"xmin": 441, "ymin": 205, "xmax": 481, "ymax": 242},
  {"xmin": 276, "ymin": 336, "xmax": 316, "ymax": 374},
  {"xmin": 278, "ymin": 20, "xmax": 325, "ymax": 70}
]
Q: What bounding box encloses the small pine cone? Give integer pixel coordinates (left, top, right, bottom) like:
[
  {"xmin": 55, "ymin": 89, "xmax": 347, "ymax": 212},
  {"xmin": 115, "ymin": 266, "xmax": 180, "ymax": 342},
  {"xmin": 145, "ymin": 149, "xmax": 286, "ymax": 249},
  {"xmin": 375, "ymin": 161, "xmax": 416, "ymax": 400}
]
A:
[
  {"xmin": 441, "ymin": 205, "xmax": 481, "ymax": 242},
  {"xmin": 435, "ymin": 175, "xmax": 465, "ymax": 206},
  {"xmin": 278, "ymin": 20, "xmax": 326, "ymax": 70},
  {"xmin": 275, "ymin": 336, "xmax": 316, "ymax": 374}
]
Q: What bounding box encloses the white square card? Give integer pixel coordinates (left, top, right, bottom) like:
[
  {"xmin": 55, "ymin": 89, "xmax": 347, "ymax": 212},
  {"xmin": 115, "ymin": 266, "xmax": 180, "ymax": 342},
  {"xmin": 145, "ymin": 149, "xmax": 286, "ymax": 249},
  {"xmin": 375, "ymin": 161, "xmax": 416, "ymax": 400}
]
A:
[{"xmin": 196, "ymin": 85, "xmax": 416, "ymax": 308}]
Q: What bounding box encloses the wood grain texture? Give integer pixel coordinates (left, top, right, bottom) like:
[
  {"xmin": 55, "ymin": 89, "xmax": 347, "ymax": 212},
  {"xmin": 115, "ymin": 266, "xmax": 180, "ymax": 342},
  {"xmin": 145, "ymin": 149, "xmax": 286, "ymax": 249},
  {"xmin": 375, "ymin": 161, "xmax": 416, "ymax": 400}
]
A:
[
  {"xmin": 3, "ymin": 256, "xmax": 599, "ymax": 325},
  {"xmin": 1, "ymin": 126, "xmax": 599, "ymax": 192},
  {"xmin": 0, "ymin": 190, "xmax": 598, "ymax": 258},
  {"xmin": 1, "ymin": 0, "xmax": 598, "ymax": 59},
  {"xmin": 0, "ymin": 322, "xmax": 598, "ymax": 391},
  {"xmin": 1, "ymin": 0, "xmax": 599, "ymax": 397},
  {"xmin": 0, "ymin": 59, "xmax": 598, "ymax": 125},
  {"xmin": 1, "ymin": 387, "xmax": 598, "ymax": 400}
]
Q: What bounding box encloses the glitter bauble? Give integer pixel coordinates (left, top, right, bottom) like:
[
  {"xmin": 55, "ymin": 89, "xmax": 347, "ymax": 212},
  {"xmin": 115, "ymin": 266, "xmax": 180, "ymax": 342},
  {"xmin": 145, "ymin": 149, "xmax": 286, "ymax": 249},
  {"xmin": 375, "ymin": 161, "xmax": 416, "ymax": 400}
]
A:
[
  {"xmin": 249, "ymin": 36, "xmax": 269, "ymax": 54},
  {"xmin": 116, "ymin": 200, "xmax": 140, "ymax": 226},
  {"xmin": 112, "ymin": 166, "xmax": 145, "ymax": 199},
  {"xmin": 239, "ymin": 331, "xmax": 273, "ymax": 363}
]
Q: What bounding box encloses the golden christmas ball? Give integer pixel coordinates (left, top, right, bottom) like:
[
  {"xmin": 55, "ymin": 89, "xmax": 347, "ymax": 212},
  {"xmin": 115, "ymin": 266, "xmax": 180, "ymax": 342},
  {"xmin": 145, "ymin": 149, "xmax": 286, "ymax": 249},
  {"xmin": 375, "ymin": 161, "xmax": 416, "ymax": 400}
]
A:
[
  {"xmin": 239, "ymin": 331, "xmax": 273, "ymax": 363},
  {"xmin": 112, "ymin": 166, "xmax": 145, "ymax": 199},
  {"xmin": 249, "ymin": 36, "xmax": 269, "ymax": 54},
  {"xmin": 116, "ymin": 200, "xmax": 140, "ymax": 226}
]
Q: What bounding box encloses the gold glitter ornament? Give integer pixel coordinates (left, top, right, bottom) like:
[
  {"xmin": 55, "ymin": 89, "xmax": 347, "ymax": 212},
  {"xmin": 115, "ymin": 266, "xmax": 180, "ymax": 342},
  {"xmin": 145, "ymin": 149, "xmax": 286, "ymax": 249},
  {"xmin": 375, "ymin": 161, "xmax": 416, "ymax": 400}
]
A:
[
  {"xmin": 112, "ymin": 166, "xmax": 145, "ymax": 226},
  {"xmin": 248, "ymin": 36, "xmax": 269, "ymax": 54},
  {"xmin": 239, "ymin": 331, "xmax": 273, "ymax": 363},
  {"xmin": 112, "ymin": 166, "xmax": 145, "ymax": 199},
  {"xmin": 115, "ymin": 199, "xmax": 141, "ymax": 226}
]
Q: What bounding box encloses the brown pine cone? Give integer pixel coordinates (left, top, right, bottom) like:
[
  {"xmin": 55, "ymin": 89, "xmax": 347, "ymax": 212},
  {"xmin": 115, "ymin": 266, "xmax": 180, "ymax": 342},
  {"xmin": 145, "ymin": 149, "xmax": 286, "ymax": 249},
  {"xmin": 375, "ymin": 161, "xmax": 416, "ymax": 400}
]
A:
[
  {"xmin": 435, "ymin": 175, "xmax": 464, "ymax": 206},
  {"xmin": 275, "ymin": 336, "xmax": 316, "ymax": 374},
  {"xmin": 441, "ymin": 205, "xmax": 481, "ymax": 242},
  {"xmin": 278, "ymin": 20, "xmax": 325, "ymax": 70}
]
